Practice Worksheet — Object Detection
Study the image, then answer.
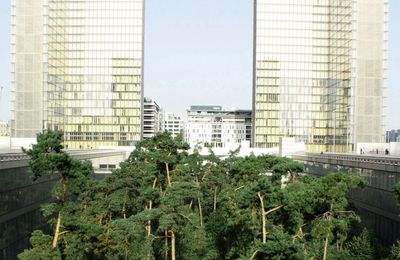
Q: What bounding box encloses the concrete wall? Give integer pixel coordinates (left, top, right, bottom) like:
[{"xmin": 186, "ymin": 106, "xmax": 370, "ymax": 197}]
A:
[
  {"xmin": 191, "ymin": 137, "xmax": 305, "ymax": 159},
  {"xmin": 355, "ymin": 142, "xmax": 400, "ymax": 156},
  {"xmin": 192, "ymin": 139, "xmax": 279, "ymax": 159},
  {"xmin": 295, "ymin": 154, "xmax": 400, "ymax": 245},
  {"xmin": 10, "ymin": 138, "xmax": 37, "ymax": 150},
  {"xmin": 90, "ymin": 154, "xmax": 129, "ymax": 170},
  {"xmin": 279, "ymin": 137, "xmax": 305, "ymax": 157},
  {"xmin": 389, "ymin": 142, "xmax": 400, "ymax": 156},
  {"xmin": 0, "ymin": 137, "xmax": 10, "ymax": 150},
  {"xmin": 356, "ymin": 142, "xmax": 389, "ymax": 155}
]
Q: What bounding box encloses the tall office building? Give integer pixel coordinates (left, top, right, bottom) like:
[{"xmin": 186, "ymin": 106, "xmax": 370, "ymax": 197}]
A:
[
  {"xmin": 11, "ymin": 0, "xmax": 144, "ymax": 149},
  {"xmin": 253, "ymin": 0, "xmax": 387, "ymax": 152}
]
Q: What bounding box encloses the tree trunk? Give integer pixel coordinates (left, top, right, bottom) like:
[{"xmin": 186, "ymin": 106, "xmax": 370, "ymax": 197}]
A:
[
  {"xmin": 165, "ymin": 162, "xmax": 171, "ymax": 187},
  {"xmin": 145, "ymin": 205, "xmax": 150, "ymax": 236},
  {"xmin": 195, "ymin": 176, "xmax": 203, "ymax": 226},
  {"xmin": 53, "ymin": 177, "xmax": 68, "ymax": 249},
  {"xmin": 164, "ymin": 230, "xmax": 169, "ymax": 260},
  {"xmin": 323, "ymin": 235, "xmax": 329, "ymax": 260},
  {"xmin": 52, "ymin": 212, "xmax": 61, "ymax": 249},
  {"xmin": 250, "ymin": 250, "xmax": 259, "ymax": 260},
  {"xmin": 213, "ymin": 186, "xmax": 217, "ymax": 212},
  {"xmin": 198, "ymin": 197, "xmax": 204, "ymax": 226},
  {"xmin": 122, "ymin": 190, "xmax": 127, "ymax": 219},
  {"xmin": 146, "ymin": 205, "xmax": 152, "ymax": 237},
  {"xmin": 147, "ymin": 177, "xmax": 158, "ymax": 238},
  {"xmin": 257, "ymin": 192, "xmax": 282, "ymax": 244},
  {"xmin": 257, "ymin": 192, "xmax": 267, "ymax": 243},
  {"xmin": 171, "ymin": 228, "xmax": 176, "ymax": 260}
]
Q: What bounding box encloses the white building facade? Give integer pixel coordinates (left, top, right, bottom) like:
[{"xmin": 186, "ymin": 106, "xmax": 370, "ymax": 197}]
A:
[
  {"xmin": 185, "ymin": 106, "xmax": 252, "ymax": 149},
  {"xmin": 162, "ymin": 112, "xmax": 184, "ymax": 138},
  {"xmin": 143, "ymin": 98, "xmax": 161, "ymax": 139}
]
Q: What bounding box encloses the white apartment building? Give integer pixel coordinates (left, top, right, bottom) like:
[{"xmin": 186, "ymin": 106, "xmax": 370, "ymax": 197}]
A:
[
  {"xmin": 185, "ymin": 106, "xmax": 252, "ymax": 148},
  {"xmin": 143, "ymin": 98, "xmax": 161, "ymax": 139},
  {"xmin": 162, "ymin": 112, "xmax": 184, "ymax": 138}
]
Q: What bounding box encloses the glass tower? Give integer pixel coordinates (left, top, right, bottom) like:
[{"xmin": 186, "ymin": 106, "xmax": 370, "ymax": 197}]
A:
[
  {"xmin": 12, "ymin": 0, "xmax": 145, "ymax": 149},
  {"xmin": 11, "ymin": 0, "xmax": 46, "ymax": 138},
  {"xmin": 253, "ymin": 0, "xmax": 387, "ymax": 152}
]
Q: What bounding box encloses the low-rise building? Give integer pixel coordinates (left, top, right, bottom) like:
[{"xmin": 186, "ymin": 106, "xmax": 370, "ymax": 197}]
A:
[
  {"xmin": 0, "ymin": 121, "xmax": 10, "ymax": 136},
  {"xmin": 386, "ymin": 129, "xmax": 400, "ymax": 143},
  {"xmin": 185, "ymin": 106, "xmax": 251, "ymax": 148},
  {"xmin": 162, "ymin": 112, "xmax": 184, "ymax": 138}
]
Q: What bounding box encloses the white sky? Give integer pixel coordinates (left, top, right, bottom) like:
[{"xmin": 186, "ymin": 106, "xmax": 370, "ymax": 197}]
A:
[{"xmin": 0, "ymin": 0, "xmax": 399, "ymax": 129}]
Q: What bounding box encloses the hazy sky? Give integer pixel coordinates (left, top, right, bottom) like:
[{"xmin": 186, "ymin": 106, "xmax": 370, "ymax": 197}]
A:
[{"xmin": 0, "ymin": 1, "xmax": 399, "ymax": 129}]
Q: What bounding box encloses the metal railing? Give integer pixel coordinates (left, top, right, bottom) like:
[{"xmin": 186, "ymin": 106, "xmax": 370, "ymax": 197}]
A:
[
  {"xmin": 0, "ymin": 154, "xmax": 29, "ymax": 162},
  {"xmin": 293, "ymin": 152, "xmax": 400, "ymax": 166},
  {"xmin": 0, "ymin": 150, "xmax": 126, "ymax": 163}
]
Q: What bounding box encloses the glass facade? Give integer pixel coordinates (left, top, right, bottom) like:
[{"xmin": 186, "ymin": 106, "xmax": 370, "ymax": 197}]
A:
[
  {"xmin": 253, "ymin": 0, "xmax": 387, "ymax": 152},
  {"xmin": 300, "ymin": 158, "xmax": 400, "ymax": 245},
  {"xmin": 12, "ymin": 0, "xmax": 145, "ymax": 148},
  {"xmin": 0, "ymin": 167, "xmax": 55, "ymax": 259},
  {"xmin": 11, "ymin": 0, "xmax": 46, "ymax": 138},
  {"xmin": 353, "ymin": 0, "xmax": 388, "ymax": 145}
]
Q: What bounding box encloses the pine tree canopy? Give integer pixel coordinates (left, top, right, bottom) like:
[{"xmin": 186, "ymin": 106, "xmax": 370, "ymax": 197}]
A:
[{"xmin": 18, "ymin": 131, "xmax": 398, "ymax": 259}]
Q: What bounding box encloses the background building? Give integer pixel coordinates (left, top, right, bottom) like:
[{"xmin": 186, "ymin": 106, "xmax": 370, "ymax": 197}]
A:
[
  {"xmin": 162, "ymin": 112, "xmax": 184, "ymax": 138},
  {"xmin": 0, "ymin": 121, "xmax": 10, "ymax": 136},
  {"xmin": 185, "ymin": 105, "xmax": 252, "ymax": 148},
  {"xmin": 11, "ymin": 0, "xmax": 145, "ymax": 149},
  {"xmin": 143, "ymin": 97, "xmax": 161, "ymax": 139},
  {"xmin": 253, "ymin": 0, "xmax": 388, "ymax": 152},
  {"xmin": 386, "ymin": 129, "xmax": 400, "ymax": 143}
]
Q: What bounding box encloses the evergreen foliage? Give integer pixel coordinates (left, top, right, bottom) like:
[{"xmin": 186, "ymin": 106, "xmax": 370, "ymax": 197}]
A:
[{"xmin": 18, "ymin": 131, "xmax": 397, "ymax": 259}]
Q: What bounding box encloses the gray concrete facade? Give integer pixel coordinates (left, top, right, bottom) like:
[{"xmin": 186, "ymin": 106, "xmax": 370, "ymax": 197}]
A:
[{"xmin": 293, "ymin": 152, "xmax": 400, "ymax": 245}]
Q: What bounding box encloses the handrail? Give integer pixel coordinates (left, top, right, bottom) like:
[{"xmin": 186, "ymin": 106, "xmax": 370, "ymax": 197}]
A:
[
  {"xmin": 293, "ymin": 152, "xmax": 400, "ymax": 166},
  {"xmin": 0, "ymin": 150, "xmax": 126, "ymax": 163},
  {"xmin": 0, "ymin": 154, "xmax": 29, "ymax": 162}
]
